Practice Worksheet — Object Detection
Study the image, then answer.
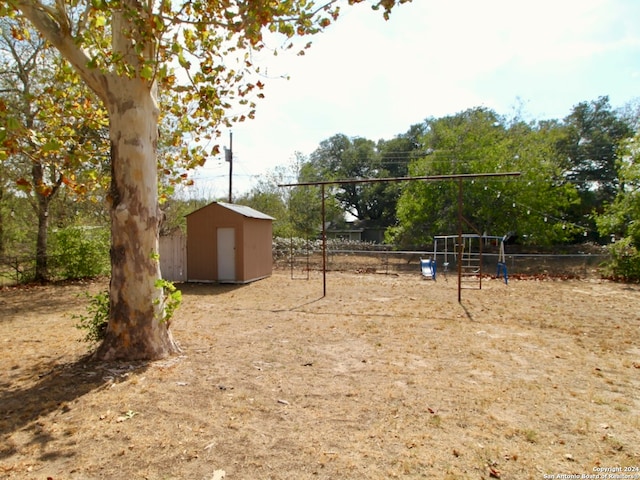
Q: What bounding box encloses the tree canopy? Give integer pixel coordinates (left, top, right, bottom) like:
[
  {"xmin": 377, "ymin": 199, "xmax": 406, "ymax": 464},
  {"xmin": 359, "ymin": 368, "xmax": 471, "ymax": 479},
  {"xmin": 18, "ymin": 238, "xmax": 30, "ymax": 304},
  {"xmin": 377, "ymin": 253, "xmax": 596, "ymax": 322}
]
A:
[
  {"xmin": 0, "ymin": 21, "xmax": 109, "ymax": 280},
  {"xmin": 556, "ymin": 96, "xmax": 634, "ymax": 238},
  {"xmin": 596, "ymin": 129, "xmax": 640, "ymax": 280},
  {"xmin": 380, "ymin": 108, "xmax": 580, "ymax": 247}
]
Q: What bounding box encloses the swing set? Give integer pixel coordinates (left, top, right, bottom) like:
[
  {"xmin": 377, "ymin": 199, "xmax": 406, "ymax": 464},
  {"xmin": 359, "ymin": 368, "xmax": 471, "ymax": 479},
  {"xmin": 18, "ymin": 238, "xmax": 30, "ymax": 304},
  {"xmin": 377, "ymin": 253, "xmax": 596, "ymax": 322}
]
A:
[
  {"xmin": 279, "ymin": 171, "xmax": 520, "ymax": 301},
  {"xmin": 428, "ymin": 234, "xmax": 509, "ymax": 286}
]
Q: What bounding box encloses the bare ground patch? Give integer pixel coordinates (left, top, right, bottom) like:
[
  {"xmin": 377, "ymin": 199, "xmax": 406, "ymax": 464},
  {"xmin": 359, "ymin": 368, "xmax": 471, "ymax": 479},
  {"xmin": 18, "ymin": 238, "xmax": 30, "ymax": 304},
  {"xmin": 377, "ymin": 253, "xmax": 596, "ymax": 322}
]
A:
[{"xmin": 1, "ymin": 271, "xmax": 639, "ymax": 479}]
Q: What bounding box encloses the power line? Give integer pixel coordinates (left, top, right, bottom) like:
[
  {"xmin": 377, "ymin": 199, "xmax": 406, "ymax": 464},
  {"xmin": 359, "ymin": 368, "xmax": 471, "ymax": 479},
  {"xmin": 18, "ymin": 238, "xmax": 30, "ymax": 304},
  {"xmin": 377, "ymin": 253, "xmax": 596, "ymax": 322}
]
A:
[
  {"xmin": 279, "ymin": 172, "xmax": 521, "ymax": 188},
  {"xmin": 478, "ymin": 183, "xmax": 594, "ymax": 236}
]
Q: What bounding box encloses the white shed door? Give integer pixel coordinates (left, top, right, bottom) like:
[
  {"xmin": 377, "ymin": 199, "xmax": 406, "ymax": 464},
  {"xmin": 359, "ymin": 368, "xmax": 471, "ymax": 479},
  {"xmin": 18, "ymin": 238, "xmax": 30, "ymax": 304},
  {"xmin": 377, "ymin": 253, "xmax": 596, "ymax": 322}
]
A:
[{"xmin": 217, "ymin": 227, "xmax": 236, "ymax": 281}]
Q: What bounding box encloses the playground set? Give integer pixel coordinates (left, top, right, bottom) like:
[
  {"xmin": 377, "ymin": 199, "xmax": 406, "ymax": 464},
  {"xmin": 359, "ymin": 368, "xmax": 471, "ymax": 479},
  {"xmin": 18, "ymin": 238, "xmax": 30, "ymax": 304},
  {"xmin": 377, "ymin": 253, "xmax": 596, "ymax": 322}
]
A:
[
  {"xmin": 420, "ymin": 234, "xmax": 509, "ymax": 287},
  {"xmin": 280, "ymin": 171, "xmax": 520, "ymax": 301}
]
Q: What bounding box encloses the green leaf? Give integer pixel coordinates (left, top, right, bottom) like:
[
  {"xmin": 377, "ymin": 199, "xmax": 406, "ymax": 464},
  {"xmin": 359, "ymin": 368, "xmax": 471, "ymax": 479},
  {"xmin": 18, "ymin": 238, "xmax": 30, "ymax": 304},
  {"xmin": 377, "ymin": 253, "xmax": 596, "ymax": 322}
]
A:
[
  {"xmin": 140, "ymin": 64, "xmax": 154, "ymax": 80},
  {"xmin": 178, "ymin": 52, "xmax": 190, "ymax": 69},
  {"xmin": 6, "ymin": 116, "xmax": 21, "ymax": 131},
  {"xmin": 158, "ymin": 64, "xmax": 168, "ymax": 80},
  {"xmin": 42, "ymin": 140, "xmax": 62, "ymax": 152}
]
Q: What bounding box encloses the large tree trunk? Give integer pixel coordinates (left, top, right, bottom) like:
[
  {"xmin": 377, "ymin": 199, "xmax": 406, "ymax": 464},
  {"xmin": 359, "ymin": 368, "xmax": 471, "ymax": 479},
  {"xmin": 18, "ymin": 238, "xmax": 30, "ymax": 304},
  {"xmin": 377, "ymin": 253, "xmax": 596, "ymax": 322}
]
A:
[
  {"xmin": 95, "ymin": 78, "xmax": 180, "ymax": 361},
  {"xmin": 17, "ymin": 0, "xmax": 181, "ymax": 361}
]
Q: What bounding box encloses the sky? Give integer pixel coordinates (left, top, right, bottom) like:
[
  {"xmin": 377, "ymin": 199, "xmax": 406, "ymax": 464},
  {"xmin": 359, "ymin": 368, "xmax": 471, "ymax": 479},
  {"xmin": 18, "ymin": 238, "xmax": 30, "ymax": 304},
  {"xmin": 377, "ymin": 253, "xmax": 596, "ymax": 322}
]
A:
[{"xmin": 190, "ymin": 0, "xmax": 640, "ymax": 199}]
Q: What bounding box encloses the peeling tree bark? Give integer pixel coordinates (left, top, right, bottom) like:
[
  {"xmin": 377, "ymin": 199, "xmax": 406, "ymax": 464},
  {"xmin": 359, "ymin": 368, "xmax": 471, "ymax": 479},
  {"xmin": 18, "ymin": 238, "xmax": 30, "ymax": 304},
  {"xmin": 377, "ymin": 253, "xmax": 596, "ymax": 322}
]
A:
[{"xmin": 95, "ymin": 77, "xmax": 180, "ymax": 361}]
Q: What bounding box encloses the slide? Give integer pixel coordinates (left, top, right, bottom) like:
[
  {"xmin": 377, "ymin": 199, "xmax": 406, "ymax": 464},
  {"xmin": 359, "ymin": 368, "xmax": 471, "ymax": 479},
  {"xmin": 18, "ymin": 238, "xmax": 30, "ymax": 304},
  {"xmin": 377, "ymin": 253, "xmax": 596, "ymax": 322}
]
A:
[{"xmin": 420, "ymin": 258, "xmax": 436, "ymax": 280}]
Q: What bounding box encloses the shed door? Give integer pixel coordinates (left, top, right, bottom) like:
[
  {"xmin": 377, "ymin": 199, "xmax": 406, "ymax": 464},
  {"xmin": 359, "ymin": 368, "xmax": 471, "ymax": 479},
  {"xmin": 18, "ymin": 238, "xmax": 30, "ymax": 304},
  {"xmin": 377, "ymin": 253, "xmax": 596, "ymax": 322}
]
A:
[{"xmin": 217, "ymin": 227, "xmax": 236, "ymax": 281}]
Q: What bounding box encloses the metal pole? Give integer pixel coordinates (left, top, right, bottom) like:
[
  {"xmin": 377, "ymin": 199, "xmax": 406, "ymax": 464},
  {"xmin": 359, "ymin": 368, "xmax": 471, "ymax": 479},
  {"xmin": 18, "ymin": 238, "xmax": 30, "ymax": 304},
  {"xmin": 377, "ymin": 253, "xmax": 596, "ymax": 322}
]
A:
[
  {"xmin": 321, "ymin": 184, "xmax": 326, "ymax": 298},
  {"xmin": 457, "ymin": 178, "xmax": 463, "ymax": 303},
  {"xmin": 228, "ymin": 131, "xmax": 233, "ymax": 203},
  {"xmin": 479, "ymin": 232, "xmax": 483, "ymax": 290}
]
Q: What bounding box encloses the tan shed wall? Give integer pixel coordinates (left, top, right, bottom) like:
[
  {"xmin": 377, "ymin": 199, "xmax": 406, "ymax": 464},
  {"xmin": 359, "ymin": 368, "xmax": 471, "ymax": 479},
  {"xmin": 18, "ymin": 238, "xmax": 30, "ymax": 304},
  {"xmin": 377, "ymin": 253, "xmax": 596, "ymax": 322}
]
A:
[
  {"xmin": 241, "ymin": 218, "xmax": 273, "ymax": 282},
  {"xmin": 186, "ymin": 209, "xmax": 215, "ymax": 281}
]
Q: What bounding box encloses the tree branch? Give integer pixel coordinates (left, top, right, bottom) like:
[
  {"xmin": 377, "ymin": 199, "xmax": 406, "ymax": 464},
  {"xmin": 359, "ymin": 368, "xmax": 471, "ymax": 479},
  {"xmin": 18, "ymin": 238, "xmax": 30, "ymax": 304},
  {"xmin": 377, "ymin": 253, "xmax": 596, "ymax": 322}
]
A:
[{"xmin": 13, "ymin": 0, "xmax": 109, "ymax": 102}]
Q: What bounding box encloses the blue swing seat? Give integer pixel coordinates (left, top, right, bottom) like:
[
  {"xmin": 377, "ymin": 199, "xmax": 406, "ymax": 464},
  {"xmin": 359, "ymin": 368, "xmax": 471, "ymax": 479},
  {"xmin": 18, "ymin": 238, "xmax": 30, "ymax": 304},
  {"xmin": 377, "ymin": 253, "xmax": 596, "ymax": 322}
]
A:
[{"xmin": 497, "ymin": 262, "xmax": 508, "ymax": 284}]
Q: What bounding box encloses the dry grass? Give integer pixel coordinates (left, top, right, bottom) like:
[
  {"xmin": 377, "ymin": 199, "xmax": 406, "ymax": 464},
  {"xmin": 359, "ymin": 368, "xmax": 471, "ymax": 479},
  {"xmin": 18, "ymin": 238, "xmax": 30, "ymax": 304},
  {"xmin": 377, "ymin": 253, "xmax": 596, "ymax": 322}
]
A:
[{"xmin": 1, "ymin": 270, "xmax": 639, "ymax": 479}]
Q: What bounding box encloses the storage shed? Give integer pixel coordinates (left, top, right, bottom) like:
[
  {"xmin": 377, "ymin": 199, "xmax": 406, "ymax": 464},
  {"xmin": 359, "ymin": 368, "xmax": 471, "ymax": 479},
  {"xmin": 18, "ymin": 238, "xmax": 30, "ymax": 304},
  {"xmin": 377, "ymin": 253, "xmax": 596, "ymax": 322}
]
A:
[{"xmin": 186, "ymin": 201, "xmax": 275, "ymax": 284}]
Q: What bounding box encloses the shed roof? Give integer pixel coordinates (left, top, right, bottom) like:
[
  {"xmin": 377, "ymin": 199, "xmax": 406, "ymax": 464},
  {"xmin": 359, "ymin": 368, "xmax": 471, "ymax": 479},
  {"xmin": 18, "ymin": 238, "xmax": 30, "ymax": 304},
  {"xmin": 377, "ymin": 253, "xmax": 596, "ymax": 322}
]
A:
[
  {"xmin": 218, "ymin": 202, "xmax": 275, "ymax": 220},
  {"xmin": 187, "ymin": 201, "xmax": 275, "ymax": 221}
]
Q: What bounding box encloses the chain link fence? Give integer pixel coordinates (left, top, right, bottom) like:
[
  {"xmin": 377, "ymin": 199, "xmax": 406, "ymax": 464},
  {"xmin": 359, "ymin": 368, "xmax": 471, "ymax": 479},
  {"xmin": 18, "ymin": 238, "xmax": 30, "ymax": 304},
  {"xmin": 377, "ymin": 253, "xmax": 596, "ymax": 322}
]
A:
[
  {"xmin": 0, "ymin": 255, "xmax": 36, "ymax": 285},
  {"xmin": 273, "ymin": 238, "xmax": 610, "ymax": 279}
]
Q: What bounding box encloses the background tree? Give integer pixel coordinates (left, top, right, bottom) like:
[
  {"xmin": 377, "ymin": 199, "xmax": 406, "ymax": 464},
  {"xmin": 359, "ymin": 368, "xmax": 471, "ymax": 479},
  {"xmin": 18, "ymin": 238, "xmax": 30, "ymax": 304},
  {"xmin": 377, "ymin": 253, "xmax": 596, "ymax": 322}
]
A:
[
  {"xmin": 291, "ymin": 158, "xmax": 344, "ymax": 237},
  {"xmin": 596, "ymin": 130, "xmax": 640, "ymax": 280},
  {"xmin": 388, "ymin": 108, "xmax": 579, "ymax": 247},
  {"xmin": 501, "ymin": 118, "xmax": 582, "ymax": 244},
  {"xmin": 0, "ymin": 22, "xmax": 108, "ymax": 281},
  {"xmin": 1, "ymin": 25, "xmax": 60, "ymax": 280},
  {"xmin": 388, "ymin": 108, "xmax": 507, "ymax": 246},
  {"xmin": 157, "ymin": 196, "xmax": 207, "ymax": 235},
  {"xmin": 373, "ymin": 123, "xmax": 426, "ymax": 225},
  {"xmin": 557, "ymin": 96, "xmax": 634, "ymax": 237},
  {"xmin": 3, "ymin": 0, "xmax": 406, "ymax": 360},
  {"xmin": 308, "ymin": 133, "xmax": 391, "ymax": 224}
]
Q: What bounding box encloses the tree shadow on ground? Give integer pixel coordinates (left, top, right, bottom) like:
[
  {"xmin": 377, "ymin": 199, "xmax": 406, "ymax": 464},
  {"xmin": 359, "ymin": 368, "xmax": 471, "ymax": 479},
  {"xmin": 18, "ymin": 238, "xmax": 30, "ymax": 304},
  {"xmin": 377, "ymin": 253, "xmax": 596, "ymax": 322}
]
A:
[
  {"xmin": 0, "ymin": 280, "xmax": 104, "ymax": 324},
  {"xmin": 176, "ymin": 282, "xmax": 246, "ymax": 298},
  {"xmin": 0, "ymin": 355, "xmax": 147, "ymax": 461}
]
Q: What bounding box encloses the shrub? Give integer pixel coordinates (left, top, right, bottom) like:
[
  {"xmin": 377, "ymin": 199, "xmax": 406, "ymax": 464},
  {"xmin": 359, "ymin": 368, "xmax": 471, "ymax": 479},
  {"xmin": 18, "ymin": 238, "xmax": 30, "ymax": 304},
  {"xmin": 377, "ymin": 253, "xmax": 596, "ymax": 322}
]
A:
[
  {"xmin": 74, "ymin": 280, "xmax": 182, "ymax": 347},
  {"xmin": 154, "ymin": 279, "xmax": 182, "ymax": 326},
  {"xmin": 73, "ymin": 290, "xmax": 109, "ymax": 344},
  {"xmin": 50, "ymin": 226, "xmax": 110, "ymax": 279},
  {"xmin": 602, "ymin": 239, "xmax": 640, "ymax": 282}
]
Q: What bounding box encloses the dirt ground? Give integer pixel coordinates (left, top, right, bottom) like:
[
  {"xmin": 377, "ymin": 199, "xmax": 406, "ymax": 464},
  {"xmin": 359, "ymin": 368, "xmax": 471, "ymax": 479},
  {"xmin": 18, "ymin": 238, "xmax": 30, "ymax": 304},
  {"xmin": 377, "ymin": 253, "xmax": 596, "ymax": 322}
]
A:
[{"xmin": 1, "ymin": 269, "xmax": 639, "ymax": 480}]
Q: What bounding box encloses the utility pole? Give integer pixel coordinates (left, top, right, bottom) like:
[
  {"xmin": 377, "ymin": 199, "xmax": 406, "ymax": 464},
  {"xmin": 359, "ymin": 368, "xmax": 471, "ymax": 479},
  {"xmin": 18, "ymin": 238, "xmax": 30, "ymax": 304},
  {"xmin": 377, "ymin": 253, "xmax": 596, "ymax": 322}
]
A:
[{"xmin": 224, "ymin": 131, "xmax": 233, "ymax": 203}]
